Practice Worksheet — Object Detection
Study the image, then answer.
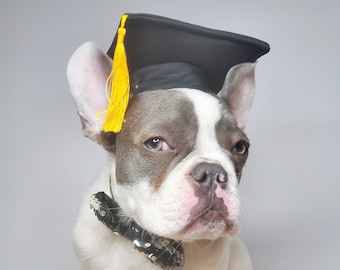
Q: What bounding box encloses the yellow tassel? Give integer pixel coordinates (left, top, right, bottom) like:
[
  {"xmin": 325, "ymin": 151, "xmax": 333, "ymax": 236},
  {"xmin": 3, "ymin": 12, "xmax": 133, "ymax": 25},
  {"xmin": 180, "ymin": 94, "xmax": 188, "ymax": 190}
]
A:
[{"xmin": 101, "ymin": 14, "xmax": 130, "ymax": 133}]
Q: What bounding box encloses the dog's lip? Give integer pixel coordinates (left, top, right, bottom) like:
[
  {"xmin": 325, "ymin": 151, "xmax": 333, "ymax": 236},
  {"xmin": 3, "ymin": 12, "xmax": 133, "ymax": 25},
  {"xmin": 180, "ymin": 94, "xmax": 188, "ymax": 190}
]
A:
[
  {"xmin": 186, "ymin": 193, "xmax": 230, "ymax": 227},
  {"xmin": 182, "ymin": 207, "xmax": 233, "ymax": 233}
]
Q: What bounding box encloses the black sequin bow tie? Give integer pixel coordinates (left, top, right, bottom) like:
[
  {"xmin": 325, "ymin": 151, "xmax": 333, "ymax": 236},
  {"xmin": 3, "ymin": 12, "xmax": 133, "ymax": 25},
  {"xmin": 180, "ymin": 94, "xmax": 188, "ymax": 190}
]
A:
[{"xmin": 90, "ymin": 192, "xmax": 185, "ymax": 269}]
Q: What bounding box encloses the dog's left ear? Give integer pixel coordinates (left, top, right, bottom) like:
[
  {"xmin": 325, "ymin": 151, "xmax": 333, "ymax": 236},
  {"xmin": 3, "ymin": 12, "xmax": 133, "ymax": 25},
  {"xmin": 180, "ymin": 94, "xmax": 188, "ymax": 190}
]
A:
[
  {"xmin": 217, "ymin": 63, "xmax": 256, "ymax": 130},
  {"xmin": 67, "ymin": 42, "xmax": 112, "ymax": 143}
]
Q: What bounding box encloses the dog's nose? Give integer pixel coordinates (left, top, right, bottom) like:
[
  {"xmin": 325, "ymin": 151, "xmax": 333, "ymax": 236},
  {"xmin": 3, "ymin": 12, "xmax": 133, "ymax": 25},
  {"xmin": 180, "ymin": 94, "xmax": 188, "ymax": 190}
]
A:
[{"xmin": 191, "ymin": 162, "xmax": 228, "ymax": 189}]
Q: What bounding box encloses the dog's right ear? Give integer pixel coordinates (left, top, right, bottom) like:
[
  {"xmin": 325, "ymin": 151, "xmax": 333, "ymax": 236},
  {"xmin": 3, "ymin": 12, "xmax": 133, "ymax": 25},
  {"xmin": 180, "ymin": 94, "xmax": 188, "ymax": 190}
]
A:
[
  {"xmin": 217, "ymin": 63, "xmax": 256, "ymax": 130},
  {"xmin": 67, "ymin": 42, "xmax": 111, "ymax": 143}
]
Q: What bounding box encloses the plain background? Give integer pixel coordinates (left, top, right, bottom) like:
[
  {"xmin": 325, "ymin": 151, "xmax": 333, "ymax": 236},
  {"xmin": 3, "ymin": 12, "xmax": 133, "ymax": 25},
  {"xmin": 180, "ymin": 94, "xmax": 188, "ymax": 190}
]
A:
[{"xmin": 1, "ymin": 0, "xmax": 339, "ymax": 269}]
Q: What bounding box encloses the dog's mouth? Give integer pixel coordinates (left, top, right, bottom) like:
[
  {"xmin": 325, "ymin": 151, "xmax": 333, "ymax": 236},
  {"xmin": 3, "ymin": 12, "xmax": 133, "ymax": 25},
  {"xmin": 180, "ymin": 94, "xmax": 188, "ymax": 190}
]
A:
[
  {"xmin": 186, "ymin": 209, "xmax": 233, "ymax": 230},
  {"xmin": 180, "ymin": 196, "xmax": 235, "ymax": 237}
]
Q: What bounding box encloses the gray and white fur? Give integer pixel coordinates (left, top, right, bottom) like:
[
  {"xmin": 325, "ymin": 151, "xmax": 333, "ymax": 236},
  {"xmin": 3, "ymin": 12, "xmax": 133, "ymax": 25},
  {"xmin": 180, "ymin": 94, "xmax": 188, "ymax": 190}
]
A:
[{"xmin": 67, "ymin": 41, "xmax": 256, "ymax": 270}]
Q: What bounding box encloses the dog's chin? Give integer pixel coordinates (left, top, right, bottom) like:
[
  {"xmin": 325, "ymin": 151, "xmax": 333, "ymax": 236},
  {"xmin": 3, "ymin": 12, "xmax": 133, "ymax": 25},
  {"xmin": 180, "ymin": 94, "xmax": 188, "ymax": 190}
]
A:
[{"xmin": 175, "ymin": 211, "xmax": 238, "ymax": 241}]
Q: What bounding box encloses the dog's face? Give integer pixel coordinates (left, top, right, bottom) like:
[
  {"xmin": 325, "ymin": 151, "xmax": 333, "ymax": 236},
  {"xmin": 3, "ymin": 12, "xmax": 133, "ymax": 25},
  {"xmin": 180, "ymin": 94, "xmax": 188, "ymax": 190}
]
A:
[
  {"xmin": 68, "ymin": 42, "xmax": 256, "ymax": 242},
  {"xmin": 112, "ymin": 89, "xmax": 249, "ymax": 241}
]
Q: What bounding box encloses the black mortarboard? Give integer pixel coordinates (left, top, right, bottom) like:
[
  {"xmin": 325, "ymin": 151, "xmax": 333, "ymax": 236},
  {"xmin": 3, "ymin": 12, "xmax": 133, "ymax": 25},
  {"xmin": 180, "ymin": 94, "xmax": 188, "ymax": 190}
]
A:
[{"xmin": 102, "ymin": 13, "xmax": 269, "ymax": 132}]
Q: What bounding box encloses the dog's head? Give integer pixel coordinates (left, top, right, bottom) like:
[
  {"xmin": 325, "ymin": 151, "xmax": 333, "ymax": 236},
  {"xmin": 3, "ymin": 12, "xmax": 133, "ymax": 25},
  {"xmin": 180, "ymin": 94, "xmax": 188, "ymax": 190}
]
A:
[{"xmin": 68, "ymin": 42, "xmax": 256, "ymax": 242}]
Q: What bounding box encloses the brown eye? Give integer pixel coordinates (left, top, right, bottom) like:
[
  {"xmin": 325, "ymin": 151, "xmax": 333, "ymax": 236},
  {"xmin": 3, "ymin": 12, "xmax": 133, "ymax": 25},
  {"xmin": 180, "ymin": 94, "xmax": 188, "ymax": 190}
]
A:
[{"xmin": 232, "ymin": 141, "xmax": 249, "ymax": 155}]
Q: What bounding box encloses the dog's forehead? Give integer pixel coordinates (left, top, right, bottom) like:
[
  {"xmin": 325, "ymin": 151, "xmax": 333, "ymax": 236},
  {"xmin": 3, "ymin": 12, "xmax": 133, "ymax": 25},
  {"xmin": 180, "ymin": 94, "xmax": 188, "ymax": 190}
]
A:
[
  {"xmin": 136, "ymin": 89, "xmax": 194, "ymax": 119},
  {"xmin": 124, "ymin": 89, "xmax": 199, "ymax": 134},
  {"xmin": 121, "ymin": 88, "xmax": 235, "ymax": 139}
]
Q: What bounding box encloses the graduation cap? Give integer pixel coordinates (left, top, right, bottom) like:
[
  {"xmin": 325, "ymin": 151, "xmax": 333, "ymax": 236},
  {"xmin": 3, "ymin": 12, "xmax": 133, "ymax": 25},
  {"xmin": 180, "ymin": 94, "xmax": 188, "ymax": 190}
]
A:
[{"xmin": 102, "ymin": 13, "xmax": 270, "ymax": 133}]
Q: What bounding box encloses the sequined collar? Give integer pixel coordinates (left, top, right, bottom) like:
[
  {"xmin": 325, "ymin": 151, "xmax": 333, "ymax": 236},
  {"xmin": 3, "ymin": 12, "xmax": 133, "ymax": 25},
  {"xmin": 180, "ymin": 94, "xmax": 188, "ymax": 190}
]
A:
[{"xmin": 90, "ymin": 191, "xmax": 185, "ymax": 269}]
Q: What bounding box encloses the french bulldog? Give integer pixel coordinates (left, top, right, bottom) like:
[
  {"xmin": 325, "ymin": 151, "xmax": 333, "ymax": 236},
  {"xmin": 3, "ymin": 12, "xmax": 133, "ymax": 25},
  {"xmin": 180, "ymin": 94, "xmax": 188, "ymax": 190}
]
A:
[{"xmin": 67, "ymin": 41, "xmax": 256, "ymax": 270}]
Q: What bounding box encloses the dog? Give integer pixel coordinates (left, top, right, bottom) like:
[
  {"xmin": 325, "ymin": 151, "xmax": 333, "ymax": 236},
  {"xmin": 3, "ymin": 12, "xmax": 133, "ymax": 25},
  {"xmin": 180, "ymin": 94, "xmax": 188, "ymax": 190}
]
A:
[{"xmin": 67, "ymin": 41, "xmax": 256, "ymax": 270}]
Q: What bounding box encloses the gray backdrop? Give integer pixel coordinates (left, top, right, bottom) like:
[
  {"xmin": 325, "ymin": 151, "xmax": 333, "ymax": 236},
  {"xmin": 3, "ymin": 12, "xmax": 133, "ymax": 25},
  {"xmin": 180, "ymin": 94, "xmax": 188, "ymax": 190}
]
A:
[{"xmin": 1, "ymin": 0, "xmax": 339, "ymax": 269}]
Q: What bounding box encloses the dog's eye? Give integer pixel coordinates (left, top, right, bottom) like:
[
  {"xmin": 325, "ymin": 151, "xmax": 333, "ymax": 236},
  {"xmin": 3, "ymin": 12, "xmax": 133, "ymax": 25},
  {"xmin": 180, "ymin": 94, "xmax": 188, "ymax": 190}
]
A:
[
  {"xmin": 144, "ymin": 138, "xmax": 171, "ymax": 151},
  {"xmin": 232, "ymin": 141, "xmax": 249, "ymax": 155}
]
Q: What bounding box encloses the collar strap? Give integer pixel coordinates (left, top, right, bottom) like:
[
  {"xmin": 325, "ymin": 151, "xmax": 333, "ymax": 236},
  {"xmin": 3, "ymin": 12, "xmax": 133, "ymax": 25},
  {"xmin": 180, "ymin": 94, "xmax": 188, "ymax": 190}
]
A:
[{"xmin": 90, "ymin": 191, "xmax": 185, "ymax": 269}]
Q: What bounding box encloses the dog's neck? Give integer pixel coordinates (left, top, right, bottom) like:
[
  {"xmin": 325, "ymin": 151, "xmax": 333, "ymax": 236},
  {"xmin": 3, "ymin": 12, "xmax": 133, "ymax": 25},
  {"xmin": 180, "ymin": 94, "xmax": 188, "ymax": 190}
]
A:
[
  {"xmin": 90, "ymin": 180, "xmax": 234, "ymax": 270},
  {"xmin": 181, "ymin": 238, "xmax": 233, "ymax": 269},
  {"xmin": 90, "ymin": 186, "xmax": 185, "ymax": 270}
]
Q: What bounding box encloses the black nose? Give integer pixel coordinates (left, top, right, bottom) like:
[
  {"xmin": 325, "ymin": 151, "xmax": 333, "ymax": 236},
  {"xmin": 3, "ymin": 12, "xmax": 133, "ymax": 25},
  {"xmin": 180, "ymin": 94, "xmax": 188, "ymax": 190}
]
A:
[{"xmin": 191, "ymin": 162, "xmax": 228, "ymax": 189}]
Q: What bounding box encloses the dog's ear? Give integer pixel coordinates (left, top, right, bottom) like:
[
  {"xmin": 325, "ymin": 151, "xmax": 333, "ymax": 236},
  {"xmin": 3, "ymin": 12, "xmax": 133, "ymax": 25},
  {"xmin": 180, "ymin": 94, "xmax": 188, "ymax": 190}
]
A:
[
  {"xmin": 67, "ymin": 42, "xmax": 111, "ymax": 142},
  {"xmin": 217, "ymin": 63, "xmax": 256, "ymax": 130}
]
